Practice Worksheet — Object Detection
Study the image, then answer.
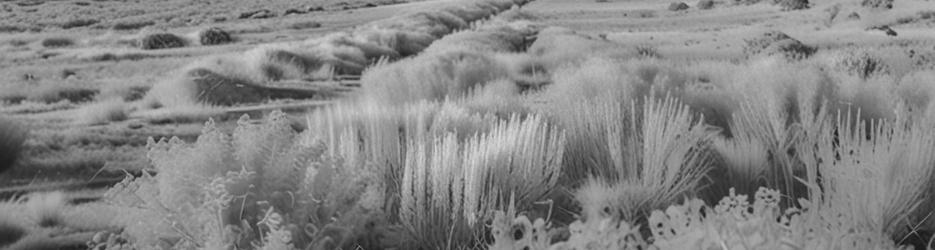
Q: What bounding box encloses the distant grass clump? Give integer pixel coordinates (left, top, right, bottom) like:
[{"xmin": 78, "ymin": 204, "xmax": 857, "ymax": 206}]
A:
[
  {"xmin": 862, "ymin": 0, "xmax": 894, "ymax": 9},
  {"xmin": 777, "ymin": 0, "xmax": 808, "ymax": 11},
  {"xmin": 0, "ymin": 117, "xmax": 27, "ymax": 174},
  {"xmin": 198, "ymin": 27, "xmax": 233, "ymax": 46},
  {"xmin": 75, "ymin": 98, "xmax": 129, "ymax": 125},
  {"xmin": 111, "ymin": 20, "xmax": 155, "ymax": 30},
  {"xmin": 40, "ymin": 37, "xmax": 74, "ymax": 48},
  {"xmin": 288, "ymin": 21, "xmax": 322, "ymax": 29},
  {"xmin": 138, "ymin": 33, "xmax": 186, "ymax": 50},
  {"xmin": 60, "ymin": 19, "xmax": 99, "ymax": 29}
]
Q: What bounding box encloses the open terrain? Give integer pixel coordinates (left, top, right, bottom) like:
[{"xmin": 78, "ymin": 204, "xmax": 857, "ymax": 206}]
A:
[{"xmin": 1, "ymin": 0, "xmax": 935, "ymax": 248}]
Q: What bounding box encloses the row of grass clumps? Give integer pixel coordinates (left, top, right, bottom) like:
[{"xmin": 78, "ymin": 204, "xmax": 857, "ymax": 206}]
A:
[{"xmin": 139, "ymin": 0, "xmax": 535, "ymax": 110}]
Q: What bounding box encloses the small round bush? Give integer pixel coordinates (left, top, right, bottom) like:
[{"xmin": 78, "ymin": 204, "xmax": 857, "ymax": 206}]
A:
[
  {"xmin": 138, "ymin": 33, "xmax": 186, "ymax": 50},
  {"xmin": 199, "ymin": 27, "xmax": 233, "ymax": 46}
]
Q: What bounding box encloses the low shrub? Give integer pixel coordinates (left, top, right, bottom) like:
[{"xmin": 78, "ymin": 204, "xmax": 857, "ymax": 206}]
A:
[
  {"xmin": 697, "ymin": 0, "xmax": 715, "ymax": 9},
  {"xmin": 111, "ymin": 20, "xmax": 156, "ymax": 30},
  {"xmin": 198, "ymin": 27, "xmax": 233, "ymax": 46},
  {"xmin": 40, "ymin": 37, "xmax": 74, "ymax": 48},
  {"xmin": 137, "ymin": 33, "xmax": 186, "ymax": 50},
  {"xmin": 668, "ymin": 2, "xmax": 690, "ymax": 11}
]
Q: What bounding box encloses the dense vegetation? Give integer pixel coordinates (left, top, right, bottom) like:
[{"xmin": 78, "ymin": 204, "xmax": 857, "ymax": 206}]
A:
[{"xmin": 2, "ymin": 0, "xmax": 935, "ymax": 249}]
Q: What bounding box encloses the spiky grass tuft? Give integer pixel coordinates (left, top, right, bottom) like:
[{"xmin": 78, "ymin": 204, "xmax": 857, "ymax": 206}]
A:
[{"xmin": 25, "ymin": 191, "xmax": 67, "ymax": 228}]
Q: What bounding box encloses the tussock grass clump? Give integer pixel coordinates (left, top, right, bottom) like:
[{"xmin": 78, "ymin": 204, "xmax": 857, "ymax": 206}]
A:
[
  {"xmin": 75, "ymin": 98, "xmax": 129, "ymax": 125},
  {"xmin": 111, "ymin": 20, "xmax": 156, "ymax": 30},
  {"xmin": 360, "ymin": 51, "xmax": 511, "ymax": 105},
  {"xmin": 61, "ymin": 19, "xmax": 99, "ymax": 29},
  {"xmin": 801, "ymin": 112, "xmax": 935, "ymax": 239},
  {"xmin": 0, "ymin": 117, "xmax": 28, "ymax": 174},
  {"xmin": 400, "ymin": 114, "xmax": 564, "ymax": 249},
  {"xmin": 0, "ymin": 215, "xmax": 26, "ymax": 247},
  {"xmin": 138, "ymin": 33, "xmax": 186, "ymax": 50},
  {"xmin": 777, "ymin": 0, "xmax": 808, "ymax": 10},
  {"xmin": 40, "ymin": 37, "xmax": 74, "ymax": 48},
  {"xmin": 423, "ymin": 27, "xmax": 527, "ymax": 54},
  {"xmin": 566, "ymin": 96, "xmax": 717, "ymax": 223},
  {"xmin": 25, "ymin": 192, "xmax": 67, "ymax": 228},
  {"xmin": 198, "ymin": 27, "xmax": 233, "ymax": 46}
]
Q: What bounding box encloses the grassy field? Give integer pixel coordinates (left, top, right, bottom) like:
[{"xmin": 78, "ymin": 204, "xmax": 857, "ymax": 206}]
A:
[{"xmin": 1, "ymin": 0, "xmax": 935, "ymax": 248}]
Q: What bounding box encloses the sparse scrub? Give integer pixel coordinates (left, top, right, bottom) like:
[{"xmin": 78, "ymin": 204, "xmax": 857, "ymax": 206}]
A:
[{"xmin": 137, "ymin": 33, "xmax": 186, "ymax": 50}]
